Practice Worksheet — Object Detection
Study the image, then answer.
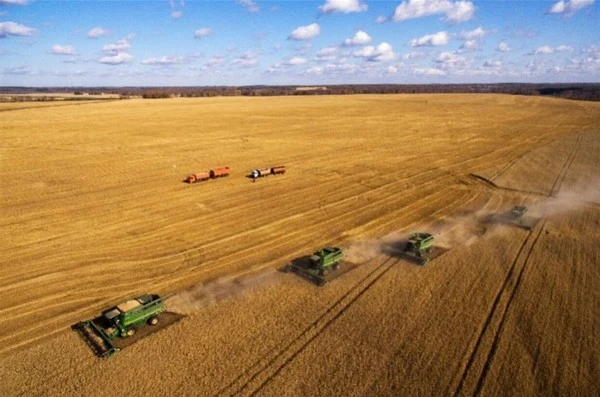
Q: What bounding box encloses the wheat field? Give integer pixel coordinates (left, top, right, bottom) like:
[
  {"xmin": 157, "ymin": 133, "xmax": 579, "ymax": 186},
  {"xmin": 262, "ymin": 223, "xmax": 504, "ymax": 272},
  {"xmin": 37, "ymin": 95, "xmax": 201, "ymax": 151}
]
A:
[{"xmin": 1, "ymin": 94, "xmax": 599, "ymax": 396}]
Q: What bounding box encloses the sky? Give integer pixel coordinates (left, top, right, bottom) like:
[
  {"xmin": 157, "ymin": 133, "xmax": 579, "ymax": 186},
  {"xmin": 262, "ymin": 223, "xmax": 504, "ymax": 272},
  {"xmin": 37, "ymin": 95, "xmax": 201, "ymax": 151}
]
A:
[{"xmin": 0, "ymin": 0, "xmax": 599, "ymax": 86}]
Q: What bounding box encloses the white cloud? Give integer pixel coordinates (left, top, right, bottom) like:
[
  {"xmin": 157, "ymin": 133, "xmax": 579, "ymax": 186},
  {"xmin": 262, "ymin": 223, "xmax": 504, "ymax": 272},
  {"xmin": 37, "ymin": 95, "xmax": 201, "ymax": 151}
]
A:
[
  {"xmin": 410, "ymin": 31, "xmax": 449, "ymax": 47},
  {"xmin": 534, "ymin": 46, "xmax": 553, "ymax": 55},
  {"xmin": 556, "ymin": 45, "xmax": 574, "ymax": 52},
  {"xmin": 548, "ymin": 0, "xmax": 595, "ymax": 15},
  {"xmin": 51, "ymin": 44, "xmax": 76, "ymax": 55},
  {"xmin": 444, "ymin": 1, "xmax": 476, "ymax": 23},
  {"xmin": 353, "ymin": 42, "xmax": 396, "ymax": 62},
  {"xmin": 288, "ymin": 23, "xmax": 320, "ymax": 40},
  {"xmin": 315, "ymin": 46, "xmax": 339, "ymax": 62},
  {"xmin": 0, "ymin": 21, "xmax": 36, "ymax": 37},
  {"xmin": 102, "ymin": 39, "xmax": 131, "ymax": 54},
  {"xmin": 0, "ymin": 0, "xmax": 29, "ymax": 4},
  {"xmin": 141, "ymin": 55, "xmax": 184, "ymax": 65},
  {"xmin": 460, "ymin": 40, "xmax": 478, "ymax": 50},
  {"xmin": 483, "ymin": 59, "xmax": 502, "ymax": 68},
  {"xmin": 414, "ymin": 67, "xmax": 446, "ymax": 75},
  {"xmin": 549, "ymin": 0, "xmax": 567, "ymax": 13},
  {"xmin": 4, "ymin": 65, "xmax": 30, "ymax": 75},
  {"xmin": 531, "ymin": 45, "xmax": 573, "ymax": 55},
  {"xmin": 169, "ymin": 0, "xmax": 185, "ymax": 19},
  {"xmin": 459, "ymin": 26, "xmax": 487, "ymax": 40},
  {"xmin": 497, "ymin": 41, "xmax": 511, "ymax": 52},
  {"xmin": 99, "ymin": 37, "xmax": 133, "ymax": 64},
  {"xmin": 98, "ymin": 52, "xmax": 133, "ymax": 65},
  {"xmin": 204, "ymin": 56, "xmax": 226, "ymax": 68},
  {"xmin": 238, "ymin": 0, "xmax": 260, "ymax": 12},
  {"xmin": 343, "ymin": 30, "xmax": 372, "ymax": 46},
  {"xmin": 319, "ymin": 0, "xmax": 367, "ymax": 13},
  {"xmin": 386, "ymin": 65, "xmax": 398, "ymax": 75},
  {"xmin": 194, "ymin": 27, "xmax": 212, "ymax": 39},
  {"xmin": 87, "ymin": 27, "xmax": 110, "ymax": 39},
  {"xmin": 285, "ymin": 56, "xmax": 307, "ymax": 65},
  {"xmin": 376, "ymin": 15, "xmax": 387, "ymax": 24},
  {"xmin": 307, "ymin": 66, "xmax": 324, "ymax": 74},
  {"xmin": 401, "ymin": 50, "xmax": 427, "ymax": 61},
  {"xmin": 234, "ymin": 51, "xmax": 259, "ymax": 67},
  {"xmin": 393, "ymin": 0, "xmax": 475, "ymax": 24},
  {"xmin": 435, "ymin": 51, "xmax": 466, "ymax": 65}
]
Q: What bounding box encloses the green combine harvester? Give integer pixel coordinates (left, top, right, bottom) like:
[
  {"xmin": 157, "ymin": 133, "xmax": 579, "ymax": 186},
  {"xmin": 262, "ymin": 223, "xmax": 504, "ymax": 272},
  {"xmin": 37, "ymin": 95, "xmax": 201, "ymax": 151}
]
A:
[
  {"xmin": 510, "ymin": 206, "xmax": 532, "ymax": 230},
  {"xmin": 74, "ymin": 293, "xmax": 173, "ymax": 358},
  {"xmin": 397, "ymin": 232, "xmax": 434, "ymax": 265},
  {"xmin": 282, "ymin": 247, "xmax": 344, "ymax": 286}
]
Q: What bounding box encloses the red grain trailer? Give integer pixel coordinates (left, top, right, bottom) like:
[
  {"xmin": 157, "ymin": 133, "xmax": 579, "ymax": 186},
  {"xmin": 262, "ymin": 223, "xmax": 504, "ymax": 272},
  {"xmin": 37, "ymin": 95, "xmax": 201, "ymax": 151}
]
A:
[
  {"xmin": 210, "ymin": 167, "xmax": 231, "ymax": 178},
  {"xmin": 186, "ymin": 171, "xmax": 210, "ymax": 184},
  {"xmin": 271, "ymin": 166, "xmax": 286, "ymax": 175}
]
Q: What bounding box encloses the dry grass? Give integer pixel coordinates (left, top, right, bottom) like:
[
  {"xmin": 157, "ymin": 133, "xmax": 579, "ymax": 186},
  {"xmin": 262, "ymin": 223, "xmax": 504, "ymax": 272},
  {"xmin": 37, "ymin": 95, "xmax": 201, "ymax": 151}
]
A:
[{"xmin": 0, "ymin": 94, "xmax": 599, "ymax": 396}]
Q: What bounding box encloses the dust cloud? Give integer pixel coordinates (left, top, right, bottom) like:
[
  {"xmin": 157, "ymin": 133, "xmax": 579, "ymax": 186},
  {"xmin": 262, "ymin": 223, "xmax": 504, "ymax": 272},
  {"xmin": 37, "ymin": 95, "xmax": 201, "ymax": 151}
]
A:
[
  {"xmin": 343, "ymin": 239, "xmax": 386, "ymax": 263},
  {"xmin": 529, "ymin": 182, "xmax": 600, "ymax": 218},
  {"xmin": 168, "ymin": 270, "xmax": 275, "ymax": 315},
  {"xmin": 430, "ymin": 211, "xmax": 490, "ymax": 248}
]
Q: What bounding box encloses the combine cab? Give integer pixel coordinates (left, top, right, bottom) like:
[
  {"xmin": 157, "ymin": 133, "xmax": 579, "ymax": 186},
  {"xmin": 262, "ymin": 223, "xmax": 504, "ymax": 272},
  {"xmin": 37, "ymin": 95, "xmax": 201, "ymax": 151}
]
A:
[
  {"xmin": 282, "ymin": 247, "xmax": 343, "ymax": 286},
  {"xmin": 74, "ymin": 293, "xmax": 173, "ymax": 358}
]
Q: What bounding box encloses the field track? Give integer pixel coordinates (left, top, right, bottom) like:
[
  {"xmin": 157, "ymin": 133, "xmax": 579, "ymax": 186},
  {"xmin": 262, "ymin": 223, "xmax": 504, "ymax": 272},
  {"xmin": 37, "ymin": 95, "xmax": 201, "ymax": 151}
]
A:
[{"xmin": 1, "ymin": 94, "xmax": 599, "ymax": 396}]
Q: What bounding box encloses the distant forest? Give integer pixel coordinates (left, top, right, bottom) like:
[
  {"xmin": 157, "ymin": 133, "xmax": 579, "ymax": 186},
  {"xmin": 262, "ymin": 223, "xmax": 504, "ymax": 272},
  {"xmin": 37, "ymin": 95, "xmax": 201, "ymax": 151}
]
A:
[{"xmin": 2, "ymin": 83, "xmax": 600, "ymax": 102}]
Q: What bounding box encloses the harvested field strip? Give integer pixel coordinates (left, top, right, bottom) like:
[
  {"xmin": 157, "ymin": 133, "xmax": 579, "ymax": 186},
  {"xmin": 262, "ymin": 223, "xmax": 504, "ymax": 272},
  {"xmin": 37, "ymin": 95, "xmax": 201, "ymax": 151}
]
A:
[
  {"xmin": 491, "ymin": 150, "xmax": 531, "ymax": 181},
  {"xmin": 493, "ymin": 134, "xmax": 580, "ymax": 195},
  {"xmin": 453, "ymin": 131, "xmax": 584, "ymax": 396},
  {"xmin": 452, "ymin": 222, "xmax": 546, "ymax": 396},
  {"xmin": 472, "ymin": 219, "xmax": 548, "ymax": 396},
  {"xmin": 216, "ymin": 257, "xmax": 399, "ymax": 397},
  {"xmin": 549, "ymin": 133, "xmax": 582, "ymax": 196},
  {"xmin": 0, "ymin": 168, "xmax": 448, "ymax": 283}
]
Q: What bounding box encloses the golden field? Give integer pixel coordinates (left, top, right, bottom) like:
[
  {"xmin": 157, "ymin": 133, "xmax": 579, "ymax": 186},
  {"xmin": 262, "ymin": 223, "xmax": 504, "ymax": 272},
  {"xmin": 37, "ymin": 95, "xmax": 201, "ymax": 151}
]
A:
[{"xmin": 1, "ymin": 94, "xmax": 599, "ymax": 396}]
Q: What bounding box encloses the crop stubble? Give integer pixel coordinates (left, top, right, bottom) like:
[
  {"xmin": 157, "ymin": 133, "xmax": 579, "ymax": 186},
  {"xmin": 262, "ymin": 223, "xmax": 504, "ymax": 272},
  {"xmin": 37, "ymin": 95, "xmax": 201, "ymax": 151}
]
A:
[{"xmin": 0, "ymin": 94, "xmax": 599, "ymax": 396}]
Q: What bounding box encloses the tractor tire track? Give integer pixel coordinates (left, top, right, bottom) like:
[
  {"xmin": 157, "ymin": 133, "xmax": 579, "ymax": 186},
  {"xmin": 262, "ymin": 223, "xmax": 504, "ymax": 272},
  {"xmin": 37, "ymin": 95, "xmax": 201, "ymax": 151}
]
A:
[
  {"xmin": 453, "ymin": 132, "xmax": 581, "ymax": 396},
  {"xmin": 549, "ymin": 133, "xmax": 582, "ymax": 197},
  {"xmin": 215, "ymin": 257, "xmax": 399, "ymax": 397},
  {"xmin": 491, "ymin": 146, "xmax": 534, "ymax": 182},
  {"xmin": 452, "ymin": 224, "xmax": 542, "ymax": 397},
  {"xmin": 471, "ymin": 219, "xmax": 547, "ymax": 396},
  {"xmin": 471, "ymin": 132, "xmax": 581, "ymax": 395}
]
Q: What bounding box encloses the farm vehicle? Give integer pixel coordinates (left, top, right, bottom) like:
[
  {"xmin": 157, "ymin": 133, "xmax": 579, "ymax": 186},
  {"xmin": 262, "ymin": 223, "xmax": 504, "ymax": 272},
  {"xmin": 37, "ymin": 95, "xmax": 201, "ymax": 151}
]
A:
[
  {"xmin": 186, "ymin": 166, "xmax": 231, "ymax": 184},
  {"xmin": 74, "ymin": 293, "xmax": 173, "ymax": 357},
  {"xmin": 384, "ymin": 232, "xmax": 437, "ymax": 265},
  {"xmin": 282, "ymin": 247, "xmax": 344, "ymax": 286},
  {"xmin": 248, "ymin": 165, "xmax": 286, "ymax": 180},
  {"xmin": 399, "ymin": 232, "xmax": 434, "ymax": 265},
  {"xmin": 509, "ymin": 206, "xmax": 533, "ymax": 231}
]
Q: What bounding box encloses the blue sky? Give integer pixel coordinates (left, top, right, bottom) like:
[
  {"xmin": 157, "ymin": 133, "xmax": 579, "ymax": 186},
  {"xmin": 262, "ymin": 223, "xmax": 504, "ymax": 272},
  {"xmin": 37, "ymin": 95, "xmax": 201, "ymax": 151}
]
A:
[{"xmin": 1, "ymin": 0, "xmax": 598, "ymax": 86}]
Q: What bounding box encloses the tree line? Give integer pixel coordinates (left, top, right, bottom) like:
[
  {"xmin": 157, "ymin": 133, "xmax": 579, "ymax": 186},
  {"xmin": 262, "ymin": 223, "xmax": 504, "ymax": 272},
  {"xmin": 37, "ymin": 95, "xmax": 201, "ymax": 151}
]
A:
[{"xmin": 2, "ymin": 84, "xmax": 599, "ymax": 102}]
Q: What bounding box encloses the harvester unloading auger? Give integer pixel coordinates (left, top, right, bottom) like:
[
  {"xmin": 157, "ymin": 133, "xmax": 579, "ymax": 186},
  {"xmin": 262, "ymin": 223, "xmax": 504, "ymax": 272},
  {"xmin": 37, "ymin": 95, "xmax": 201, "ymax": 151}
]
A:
[
  {"xmin": 74, "ymin": 293, "xmax": 174, "ymax": 358},
  {"xmin": 282, "ymin": 247, "xmax": 344, "ymax": 286}
]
